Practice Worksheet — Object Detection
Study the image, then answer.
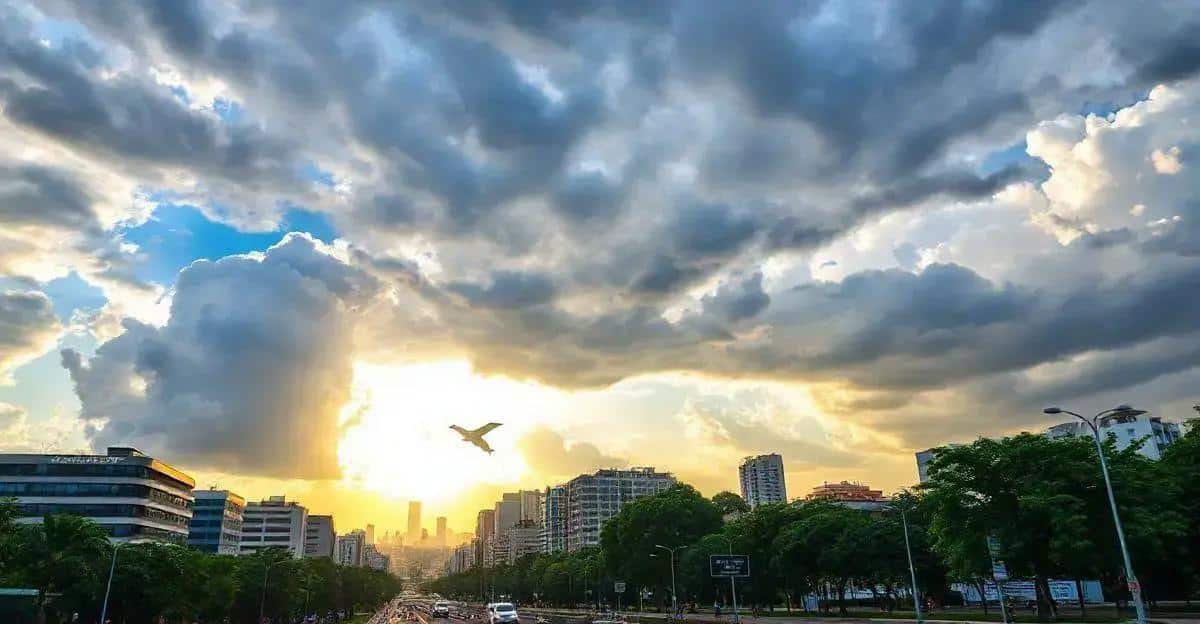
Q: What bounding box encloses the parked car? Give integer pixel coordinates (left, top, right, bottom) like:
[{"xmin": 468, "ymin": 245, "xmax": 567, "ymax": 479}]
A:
[{"xmin": 433, "ymin": 602, "xmax": 452, "ymax": 618}]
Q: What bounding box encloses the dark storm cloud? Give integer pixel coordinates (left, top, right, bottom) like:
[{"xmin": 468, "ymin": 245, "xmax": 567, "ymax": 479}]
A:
[
  {"xmin": 448, "ymin": 270, "xmax": 558, "ymax": 309},
  {"xmin": 551, "ymin": 171, "xmax": 627, "ymax": 222},
  {"xmin": 0, "ymin": 20, "xmax": 304, "ymax": 195},
  {"xmin": 701, "ymin": 272, "xmax": 770, "ymax": 323},
  {"xmin": 0, "ymin": 291, "xmax": 61, "ymax": 377},
  {"xmin": 0, "ymin": 164, "xmax": 100, "ymax": 233},
  {"xmin": 746, "ymin": 260, "xmax": 1200, "ymax": 391},
  {"xmin": 61, "ymin": 235, "xmax": 380, "ymax": 479},
  {"xmin": 1130, "ymin": 24, "xmax": 1200, "ymax": 85}
]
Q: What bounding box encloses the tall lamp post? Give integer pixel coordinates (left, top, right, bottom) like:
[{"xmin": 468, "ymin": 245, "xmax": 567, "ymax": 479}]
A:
[
  {"xmin": 98, "ymin": 541, "xmax": 125, "ymax": 624},
  {"xmin": 259, "ymin": 558, "xmax": 289, "ymax": 624},
  {"xmin": 1043, "ymin": 405, "xmax": 1148, "ymax": 624},
  {"xmin": 654, "ymin": 545, "xmax": 684, "ymax": 617},
  {"xmin": 898, "ymin": 508, "xmax": 923, "ymax": 624},
  {"xmin": 716, "ymin": 536, "xmax": 741, "ymax": 624}
]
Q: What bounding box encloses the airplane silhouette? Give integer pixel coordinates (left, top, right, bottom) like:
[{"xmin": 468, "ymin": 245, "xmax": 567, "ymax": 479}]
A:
[{"xmin": 450, "ymin": 422, "xmax": 502, "ymax": 454}]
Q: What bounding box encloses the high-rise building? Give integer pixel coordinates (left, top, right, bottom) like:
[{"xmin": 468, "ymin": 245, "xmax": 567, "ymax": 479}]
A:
[
  {"xmin": 365, "ymin": 523, "xmax": 375, "ymax": 545},
  {"xmin": 188, "ymin": 489, "xmax": 244, "ymax": 554},
  {"xmin": 450, "ymin": 541, "xmax": 476, "ymax": 573},
  {"xmin": 564, "ymin": 467, "xmax": 675, "ymax": 551},
  {"xmin": 1046, "ymin": 413, "xmax": 1183, "ymax": 460},
  {"xmin": 475, "ymin": 509, "xmax": 495, "ymax": 566},
  {"xmin": 0, "ymin": 446, "xmax": 195, "ymax": 543},
  {"xmin": 363, "ymin": 542, "xmax": 389, "ymax": 571},
  {"xmin": 738, "ymin": 454, "xmax": 788, "ymax": 508},
  {"xmin": 407, "ymin": 501, "xmax": 422, "ymax": 543},
  {"xmin": 504, "ymin": 519, "xmax": 542, "ymax": 563},
  {"xmin": 541, "ymin": 485, "xmax": 566, "ymax": 553},
  {"xmin": 305, "ymin": 515, "xmax": 336, "ymax": 558},
  {"xmin": 494, "ymin": 492, "xmax": 521, "ymax": 537},
  {"xmin": 519, "ymin": 490, "xmax": 545, "ymax": 524},
  {"xmin": 436, "ymin": 516, "xmax": 447, "ymax": 546},
  {"xmin": 241, "ymin": 495, "xmax": 308, "ymax": 557},
  {"xmin": 337, "ymin": 530, "xmax": 365, "ymax": 567}
]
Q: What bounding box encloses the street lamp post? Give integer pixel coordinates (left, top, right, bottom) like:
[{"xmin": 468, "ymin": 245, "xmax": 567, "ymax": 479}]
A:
[
  {"xmin": 1043, "ymin": 405, "xmax": 1149, "ymax": 624},
  {"xmin": 898, "ymin": 509, "xmax": 923, "ymax": 624},
  {"xmin": 260, "ymin": 558, "xmax": 289, "ymax": 624},
  {"xmin": 717, "ymin": 537, "xmax": 741, "ymax": 624},
  {"xmin": 654, "ymin": 545, "xmax": 683, "ymax": 618},
  {"xmin": 98, "ymin": 541, "xmax": 125, "ymax": 624}
]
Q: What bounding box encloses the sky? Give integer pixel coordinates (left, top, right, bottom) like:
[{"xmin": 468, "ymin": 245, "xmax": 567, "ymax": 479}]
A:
[{"xmin": 1, "ymin": 0, "xmax": 1199, "ymax": 535}]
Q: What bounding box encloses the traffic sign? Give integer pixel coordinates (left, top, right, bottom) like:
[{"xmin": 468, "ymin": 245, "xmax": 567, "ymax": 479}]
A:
[
  {"xmin": 991, "ymin": 561, "xmax": 1009, "ymax": 581},
  {"xmin": 710, "ymin": 554, "xmax": 750, "ymax": 577},
  {"xmin": 614, "ymin": 582, "xmax": 626, "ymax": 593}
]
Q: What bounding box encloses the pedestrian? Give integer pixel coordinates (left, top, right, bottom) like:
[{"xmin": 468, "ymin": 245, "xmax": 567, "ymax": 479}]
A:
[{"xmin": 714, "ymin": 601, "xmax": 722, "ymax": 618}]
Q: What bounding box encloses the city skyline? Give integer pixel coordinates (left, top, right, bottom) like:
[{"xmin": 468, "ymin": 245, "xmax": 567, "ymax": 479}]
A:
[{"xmin": 2, "ymin": 0, "xmax": 1200, "ymax": 543}]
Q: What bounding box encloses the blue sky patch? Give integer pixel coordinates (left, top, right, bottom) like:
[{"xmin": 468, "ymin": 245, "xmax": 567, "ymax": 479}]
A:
[{"xmin": 120, "ymin": 203, "xmax": 338, "ymax": 285}]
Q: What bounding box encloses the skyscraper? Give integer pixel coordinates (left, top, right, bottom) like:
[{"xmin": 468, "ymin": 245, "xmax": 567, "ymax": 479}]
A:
[
  {"xmin": 475, "ymin": 509, "xmax": 495, "ymax": 566},
  {"xmin": 519, "ymin": 490, "xmax": 545, "ymax": 524},
  {"xmin": 542, "ymin": 485, "xmax": 566, "ymax": 553},
  {"xmin": 407, "ymin": 501, "xmax": 422, "ymax": 543},
  {"xmin": 494, "ymin": 492, "xmax": 521, "ymax": 537},
  {"xmin": 365, "ymin": 523, "xmax": 375, "ymax": 545},
  {"xmin": 436, "ymin": 516, "xmax": 447, "ymax": 546},
  {"xmin": 739, "ymin": 454, "xmax": 787, "ymax": 508}
]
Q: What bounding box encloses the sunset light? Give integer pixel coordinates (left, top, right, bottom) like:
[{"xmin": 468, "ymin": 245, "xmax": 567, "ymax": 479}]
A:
[{"xmin": 337, "ymin": 361, "xmax": 567, "ymax": 502}]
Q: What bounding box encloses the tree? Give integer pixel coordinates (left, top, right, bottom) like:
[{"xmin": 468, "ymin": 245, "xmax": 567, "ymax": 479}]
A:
[
  {"xmin": 921, "ymin": 433, "xmax": 1187, "ymax": 621},
  {"xmin": 719, "ymin": 502, "xmax": 805, "ymax": 610},
  {"xmin": 711, "ymin": 492, "xmax": 750, "ymax": 516},
  {"xmin": 11, "ymin": 514, "xmax": 111, "ymax": 622},
  {"xmin": 1150, "ymin": 425, "xmax": 1199, "ymax": 602},
  {"xmin": 601, "ymin": 484, "xmax": 723, "ymax": 607}
]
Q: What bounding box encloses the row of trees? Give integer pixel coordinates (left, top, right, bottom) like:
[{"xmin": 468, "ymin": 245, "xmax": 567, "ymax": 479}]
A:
[
  {"xmin": 427, "ymin": 427, "xmax": 1199, "ymax": 621},
  {"xmin": 0, "ymin": 503, "xmax": 401, "ymax": 624}
]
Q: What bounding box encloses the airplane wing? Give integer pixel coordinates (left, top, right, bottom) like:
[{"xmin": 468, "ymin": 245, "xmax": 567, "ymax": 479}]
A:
[{"xmin": 473, "ymin": 422, "xmax": 502, "ymax": 436}]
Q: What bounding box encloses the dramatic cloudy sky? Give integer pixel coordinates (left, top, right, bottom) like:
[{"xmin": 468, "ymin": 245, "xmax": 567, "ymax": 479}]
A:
[{"xmin": 1, "ymin": 0, "xmax": 1199, "ymax": 532}]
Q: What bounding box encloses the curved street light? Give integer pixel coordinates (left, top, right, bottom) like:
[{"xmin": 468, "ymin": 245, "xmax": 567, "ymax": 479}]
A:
[
  {"xmin": 714, "ymin": 536, "xmax": 741, "ymax": 624},
  {"xmin": 259, "ymin": 557, "xmax": 291, "ymax": 624},
  {"xmin": 1043, "ymin": 405, "xmax": 1147, "ymax": 624},
  {"xmin": 654, "ymin": 544, "xmax": 685, "ymax": 618},
  {"xmin": 98, "ymin": 540, "xmax": 126, "ymax": 624}
]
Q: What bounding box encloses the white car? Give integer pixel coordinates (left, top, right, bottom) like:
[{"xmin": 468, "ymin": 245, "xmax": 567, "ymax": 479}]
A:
[
  {"xmin": 432, "ymin": 602, "xmax": 451, "ymax": 618},
  {"xmin": 487, "ymin": 602, "xmax": 519, "ymax": 624}
]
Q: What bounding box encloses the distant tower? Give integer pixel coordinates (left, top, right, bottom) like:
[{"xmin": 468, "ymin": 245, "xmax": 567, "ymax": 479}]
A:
[
  {"xmin": 436, "ymin": 516, "xmax": 447, "ymax": 546},
  {"xmin": 739, "ymin": 454, "xmax": 787, "ymax": 508},
  {"xmin": 365, "ymin": 523, "xmax": 375, "ymax": 545},
  {"xmin": 407, "ymin": 501, "xmax": 422, "ymax": 543}
]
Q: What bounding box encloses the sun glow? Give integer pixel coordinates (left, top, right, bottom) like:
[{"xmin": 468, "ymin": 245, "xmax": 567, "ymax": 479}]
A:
[{"xmin": 337, "ymin": 360, "xmax": 568, "ymax": 502}]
